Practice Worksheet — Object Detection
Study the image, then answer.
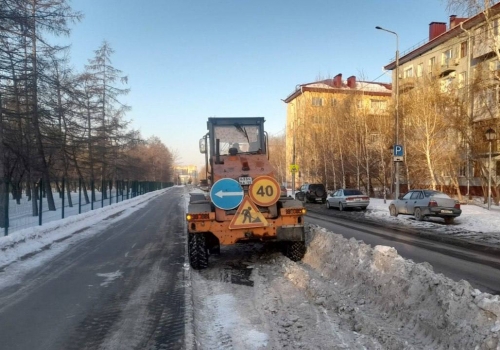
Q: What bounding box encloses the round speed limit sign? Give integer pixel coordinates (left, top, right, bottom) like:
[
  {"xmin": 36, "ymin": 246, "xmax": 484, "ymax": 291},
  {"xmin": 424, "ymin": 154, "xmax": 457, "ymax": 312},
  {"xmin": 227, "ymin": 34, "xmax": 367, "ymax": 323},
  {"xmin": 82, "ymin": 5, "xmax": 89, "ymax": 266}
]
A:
[{"xmin": 249, "ymin": 176, "xmax": 280, "ymax": 207}]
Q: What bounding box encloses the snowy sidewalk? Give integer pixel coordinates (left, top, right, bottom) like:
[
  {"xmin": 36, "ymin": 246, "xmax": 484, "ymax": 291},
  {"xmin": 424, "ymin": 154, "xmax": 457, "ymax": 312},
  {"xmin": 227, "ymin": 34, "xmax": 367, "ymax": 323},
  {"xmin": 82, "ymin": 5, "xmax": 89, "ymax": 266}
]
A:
[{"xmin": 364, "ymin": 198, "xmax": 500, "ymax": 252}]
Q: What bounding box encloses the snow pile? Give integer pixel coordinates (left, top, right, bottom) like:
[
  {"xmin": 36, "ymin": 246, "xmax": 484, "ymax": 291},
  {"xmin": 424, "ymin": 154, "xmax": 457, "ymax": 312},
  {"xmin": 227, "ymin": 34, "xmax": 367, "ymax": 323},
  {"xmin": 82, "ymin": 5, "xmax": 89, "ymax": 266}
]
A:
[{"xmin": 295, "ymin": 225, "xmax": 500, "ymax": 349}]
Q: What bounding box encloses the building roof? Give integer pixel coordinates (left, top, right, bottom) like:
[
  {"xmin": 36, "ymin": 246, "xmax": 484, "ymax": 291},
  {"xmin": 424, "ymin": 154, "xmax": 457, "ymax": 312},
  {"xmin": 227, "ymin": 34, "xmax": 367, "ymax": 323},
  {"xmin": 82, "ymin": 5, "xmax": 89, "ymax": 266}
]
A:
[
  {"xmin": 282, "ymin": 77, "xmax": 392, "ymax": 103},
  {"xmin": 383, "ymin": 3, "xmax": 500, "ymax": 70}
]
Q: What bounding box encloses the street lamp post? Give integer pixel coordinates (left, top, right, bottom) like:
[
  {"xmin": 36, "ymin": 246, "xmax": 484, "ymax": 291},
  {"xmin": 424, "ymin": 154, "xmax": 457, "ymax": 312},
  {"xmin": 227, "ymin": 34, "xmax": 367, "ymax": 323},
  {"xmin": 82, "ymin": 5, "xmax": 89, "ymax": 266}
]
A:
[
  {"xmin": 485, "ymin": 128, "xmax": 497, "ymax": 210},
  {"xmin": 291, "ymin": 85, "xmax": 303, "ymax": 198},
  {"xmin": 376, "ymin": 26, "xmax": 400, "ymax": 199}
]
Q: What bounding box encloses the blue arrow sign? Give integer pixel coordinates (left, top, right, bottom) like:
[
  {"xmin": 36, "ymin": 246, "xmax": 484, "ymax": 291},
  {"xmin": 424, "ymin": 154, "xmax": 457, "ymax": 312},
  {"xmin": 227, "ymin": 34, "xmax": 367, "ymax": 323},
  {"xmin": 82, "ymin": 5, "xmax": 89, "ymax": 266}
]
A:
[{"xmin": 210, "ymin": 178, "xmax": 244, "ymax": 210}]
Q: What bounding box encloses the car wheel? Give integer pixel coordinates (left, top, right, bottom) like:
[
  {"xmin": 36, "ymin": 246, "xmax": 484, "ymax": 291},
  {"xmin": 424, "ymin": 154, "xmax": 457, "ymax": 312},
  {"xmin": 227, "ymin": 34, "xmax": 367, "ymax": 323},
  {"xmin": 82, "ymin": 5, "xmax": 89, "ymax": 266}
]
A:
[
  {"xmin": 444, "ymin": 217, "xmax": 454, "ymax": 225},
  {"xmin": 339, "ymin": 202, "xmax": 344, "ymax": 211},
  {"xmin": 414, "ymin": 208, "xmax": 423, "ymax": 221},
  {"xmin": 389, "ymin": 205, "xmax": 398, "ymax": 217},
  {"xmin": 326, "ymin": 201, "xmax": 331, "ymax": 209}
]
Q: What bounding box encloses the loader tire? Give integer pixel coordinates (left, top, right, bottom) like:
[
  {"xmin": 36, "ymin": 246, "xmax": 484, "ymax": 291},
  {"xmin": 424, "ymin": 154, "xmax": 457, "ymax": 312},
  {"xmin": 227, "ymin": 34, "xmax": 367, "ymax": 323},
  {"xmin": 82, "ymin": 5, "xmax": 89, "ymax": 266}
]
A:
[
  {"xmin": 284, "ymin": 241, "xmax": 306, "ymax": 262},
  {"xmin": 189, "ymin": 233, "xmax": 208, "ymax": 270}
]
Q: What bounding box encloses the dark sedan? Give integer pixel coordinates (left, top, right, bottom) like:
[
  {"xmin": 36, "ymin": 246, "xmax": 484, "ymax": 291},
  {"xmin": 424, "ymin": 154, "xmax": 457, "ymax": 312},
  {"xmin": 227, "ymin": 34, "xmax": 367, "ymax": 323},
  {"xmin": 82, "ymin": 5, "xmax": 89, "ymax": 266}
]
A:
[{"xmin": 389, "ymin": 189, "xmax": 461, "ymax": 224}]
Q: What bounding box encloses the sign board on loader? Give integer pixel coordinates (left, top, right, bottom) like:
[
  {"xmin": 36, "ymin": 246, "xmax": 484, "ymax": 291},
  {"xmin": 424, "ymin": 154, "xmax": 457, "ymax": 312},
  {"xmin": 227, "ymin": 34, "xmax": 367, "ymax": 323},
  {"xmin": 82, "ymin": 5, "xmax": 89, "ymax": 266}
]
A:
[{"xmin": 210, "ymin": 178, "xmax": 244, "ymax": 210}]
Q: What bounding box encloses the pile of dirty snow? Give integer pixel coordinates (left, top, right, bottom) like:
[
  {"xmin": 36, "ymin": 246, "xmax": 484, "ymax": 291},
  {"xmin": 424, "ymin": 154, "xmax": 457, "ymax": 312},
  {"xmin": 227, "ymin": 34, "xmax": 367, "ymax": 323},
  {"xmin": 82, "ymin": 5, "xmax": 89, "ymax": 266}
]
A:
[{"xmin": 296, "ymin": 225, "xmax": 500, "ymax": 349}]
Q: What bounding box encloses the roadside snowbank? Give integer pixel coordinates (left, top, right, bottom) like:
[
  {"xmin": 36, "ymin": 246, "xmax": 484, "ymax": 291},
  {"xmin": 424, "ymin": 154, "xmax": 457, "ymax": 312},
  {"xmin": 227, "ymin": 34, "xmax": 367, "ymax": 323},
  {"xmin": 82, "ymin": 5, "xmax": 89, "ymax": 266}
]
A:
[{"xmin": 295, "ymin": 225, "xmax": 500, "ymax": 349}]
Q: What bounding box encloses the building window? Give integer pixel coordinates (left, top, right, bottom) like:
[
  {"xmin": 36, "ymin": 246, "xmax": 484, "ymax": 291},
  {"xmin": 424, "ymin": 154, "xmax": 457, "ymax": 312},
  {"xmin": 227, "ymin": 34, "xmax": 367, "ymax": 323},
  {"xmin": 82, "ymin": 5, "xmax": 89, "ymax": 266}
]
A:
[
  {"xmin": 489, "ymin": 60, "xmax": 500, "ymax": 70},
  {"xmin": 474, "ymin": 86, "xmax": 500, "ymax": 116},
  {"xmin": 489, "ymin": 60, "xmax": 500, "ymax": 80},
  {"xmin": 497, "ymin": 160, "xmax": 500, "ymax": 176},
  {"xmin": 370, "ymin": 99, "xmax": 387, "ymax": 112},
  {"xmin": 369, "ymin": 133, "xmax": 380, "ymax": 143},
  {"xmin": 440, "ymin": 77, "xmax": 453, "ymax": 93},
  {"xmin": 458, "ymin": 162, "xmax": 467, "ymax": 177},
  {"xmin": 312, "ymin": 115, "xmax": 322, "ymax": 124},
  {"xmin": 331, "ymin": 98, "xmax": 337, "ymax": 106},
  {"xmin": 458, "ymin": 71, "xmax": 467, "ymax": 89},
  {"xmin": 312, "ymin": 97, "xmax": 323, "ymax": 106},
  {"xmin": 441, "ymin": 49, "xmax": 453, "ymax": 66},
  {"xmin": 404, "ymin": 66, "xmax": 413, "ymax": 78},
  {"xmin": 357, "ymin": 100, "xmax": 363, "ymax": 109},
  {"xmin": 417, "ymin": 63, "xmax": 423, "ymax": 77},
  {"xmin": 460, "ymin": 41, "xmax": 468, "ymax": 58},
  {"xmin": 428, "ymin": 56, "xmax": 436, "ymax": 76}
]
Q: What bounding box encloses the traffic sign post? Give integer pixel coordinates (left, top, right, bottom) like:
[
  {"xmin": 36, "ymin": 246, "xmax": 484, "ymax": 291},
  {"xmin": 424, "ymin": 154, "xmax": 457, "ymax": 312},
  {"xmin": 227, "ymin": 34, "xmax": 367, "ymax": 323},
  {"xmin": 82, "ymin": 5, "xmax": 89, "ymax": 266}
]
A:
[
  {"xmin": 210, "ymin": 178, "xmax": 244, "ymax": 210},
  {"xmin": 393, "ymin": 144, "xmax": 404, "ymax": 162},
  {"xmin": 290, "ymin": 164, "xmax": 299, "ymax": 173}
]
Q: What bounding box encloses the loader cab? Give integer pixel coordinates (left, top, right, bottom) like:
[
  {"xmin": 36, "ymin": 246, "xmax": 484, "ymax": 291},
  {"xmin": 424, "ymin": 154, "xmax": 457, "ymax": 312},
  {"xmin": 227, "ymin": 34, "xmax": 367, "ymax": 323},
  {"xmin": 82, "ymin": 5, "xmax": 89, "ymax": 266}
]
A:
[{"xmin": 202, "ymin": 117, "xmax": 267, "ymax": 157}]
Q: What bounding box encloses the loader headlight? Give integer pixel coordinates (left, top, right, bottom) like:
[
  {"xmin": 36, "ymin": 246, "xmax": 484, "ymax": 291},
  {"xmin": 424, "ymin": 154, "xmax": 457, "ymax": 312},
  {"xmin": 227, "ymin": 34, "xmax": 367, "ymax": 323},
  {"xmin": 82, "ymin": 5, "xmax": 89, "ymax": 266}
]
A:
[
  {"xmin": 282, "ymin": 208, "xmax": 307, "ymax": 215},
  {"xmin": 186, "ymin": 213, "xmax": 212, "ymax": 221}
]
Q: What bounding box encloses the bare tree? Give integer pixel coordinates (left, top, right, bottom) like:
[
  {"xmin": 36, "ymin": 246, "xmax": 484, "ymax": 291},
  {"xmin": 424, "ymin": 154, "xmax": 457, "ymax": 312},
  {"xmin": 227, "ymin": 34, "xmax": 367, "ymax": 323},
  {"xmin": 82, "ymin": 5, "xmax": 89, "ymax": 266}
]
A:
[
  {"xmin": 401, "ymin": 77, "xmax": 460, "ymax": 190},
  {"xmin": 85, "ymin": 41, "xmax": 130, "ymax": 189},
  {"xmin": 26, "ymin": 0, "xmax": 81, "ymax": 210},
  {"xmin": 268, "ymin": 132, "xmax": 287, "ymax": 185}
]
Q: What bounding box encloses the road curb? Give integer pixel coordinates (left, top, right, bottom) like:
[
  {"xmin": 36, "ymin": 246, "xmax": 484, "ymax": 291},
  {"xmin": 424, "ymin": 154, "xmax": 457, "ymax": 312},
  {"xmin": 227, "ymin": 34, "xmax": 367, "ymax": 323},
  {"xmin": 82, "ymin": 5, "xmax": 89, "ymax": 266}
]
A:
[{"xmin": 305, "ymin": 206, "xmax": 500, "ymax": 256}]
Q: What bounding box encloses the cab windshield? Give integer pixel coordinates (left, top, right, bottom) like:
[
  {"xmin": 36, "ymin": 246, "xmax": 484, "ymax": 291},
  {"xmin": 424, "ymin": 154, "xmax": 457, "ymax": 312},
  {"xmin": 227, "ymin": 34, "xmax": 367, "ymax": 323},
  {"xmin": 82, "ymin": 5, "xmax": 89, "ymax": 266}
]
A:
[{"xmin": 213, "ymin": 124, "xmax": 261, "ymax": 155}]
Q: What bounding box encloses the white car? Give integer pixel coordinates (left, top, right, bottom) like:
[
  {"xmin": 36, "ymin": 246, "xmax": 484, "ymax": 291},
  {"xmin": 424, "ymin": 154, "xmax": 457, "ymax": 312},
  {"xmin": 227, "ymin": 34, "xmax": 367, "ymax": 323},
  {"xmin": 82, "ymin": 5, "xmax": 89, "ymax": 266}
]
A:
[{"xmin": 326, "ymin": 189, "xmax": 370, "ymax": 211}]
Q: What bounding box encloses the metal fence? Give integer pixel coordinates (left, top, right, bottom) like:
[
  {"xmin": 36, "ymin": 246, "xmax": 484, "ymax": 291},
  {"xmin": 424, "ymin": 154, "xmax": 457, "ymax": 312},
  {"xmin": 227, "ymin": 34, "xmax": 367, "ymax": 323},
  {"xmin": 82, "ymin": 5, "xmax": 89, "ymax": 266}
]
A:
[{"xmin": 0, "ymin": 178, "xmax": 174, "ymax": 236}]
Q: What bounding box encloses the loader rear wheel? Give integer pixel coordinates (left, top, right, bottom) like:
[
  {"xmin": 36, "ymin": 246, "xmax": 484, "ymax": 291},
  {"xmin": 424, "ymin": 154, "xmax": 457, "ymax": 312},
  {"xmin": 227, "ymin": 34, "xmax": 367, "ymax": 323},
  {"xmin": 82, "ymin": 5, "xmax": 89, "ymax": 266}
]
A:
[
  {"xmin": 189, "ymin": 233, "xmax": 208, "ymax": 270},
  {"xmin": 284, "ymin": 241, "xmax": 306, "ymax": 262}
]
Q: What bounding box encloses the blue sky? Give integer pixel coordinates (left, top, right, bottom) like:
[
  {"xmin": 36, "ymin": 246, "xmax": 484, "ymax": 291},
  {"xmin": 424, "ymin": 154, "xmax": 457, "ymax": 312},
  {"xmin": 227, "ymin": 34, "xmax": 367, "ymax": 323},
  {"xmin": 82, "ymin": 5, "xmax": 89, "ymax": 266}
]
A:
[{"xmin": 59, "ymin": 0, "xmax": 450, "ymax": 169}]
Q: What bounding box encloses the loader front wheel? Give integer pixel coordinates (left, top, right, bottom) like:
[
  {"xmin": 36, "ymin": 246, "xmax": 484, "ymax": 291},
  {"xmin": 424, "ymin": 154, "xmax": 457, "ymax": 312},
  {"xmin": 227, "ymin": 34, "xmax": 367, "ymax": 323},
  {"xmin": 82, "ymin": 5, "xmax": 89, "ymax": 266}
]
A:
[
  {"xmin": 284, "ymin": 241, "xmax": 306, "ymax": 262},
  {"xmin": 189, "ymin": 233, "xmax": 208, "ymax": 270}
]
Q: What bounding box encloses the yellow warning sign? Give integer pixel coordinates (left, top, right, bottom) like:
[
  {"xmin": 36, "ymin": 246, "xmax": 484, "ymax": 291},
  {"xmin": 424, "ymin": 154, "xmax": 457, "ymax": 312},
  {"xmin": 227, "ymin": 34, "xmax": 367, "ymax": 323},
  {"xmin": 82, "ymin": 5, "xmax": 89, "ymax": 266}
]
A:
[
  {"xmin": 249, "ymin": 175, "xmax": 280, "ymax": 207},
  {"xmin": 229, "ymin": 196, "xmax": 268, "ymax": 229}
]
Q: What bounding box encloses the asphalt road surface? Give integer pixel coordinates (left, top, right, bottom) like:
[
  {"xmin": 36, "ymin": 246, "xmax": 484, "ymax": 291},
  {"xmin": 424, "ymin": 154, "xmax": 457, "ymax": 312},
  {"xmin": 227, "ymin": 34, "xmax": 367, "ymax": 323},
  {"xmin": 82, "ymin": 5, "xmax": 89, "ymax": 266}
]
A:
[
  {"xmin": 0, "ymin": 187, "xmax": 189, "ymax": 350},
  {"xmin": 2, "ymin": 188, "xmax": 499, "ymax": 350}
]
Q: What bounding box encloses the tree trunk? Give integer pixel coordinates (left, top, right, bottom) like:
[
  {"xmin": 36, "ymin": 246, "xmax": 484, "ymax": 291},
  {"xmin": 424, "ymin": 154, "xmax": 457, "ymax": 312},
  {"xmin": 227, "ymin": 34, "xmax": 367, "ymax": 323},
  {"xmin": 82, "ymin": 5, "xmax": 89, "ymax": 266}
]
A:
[
  {"xmin": 0, "ymin": 91, "xmax": 4, "ymax": 228},
  {"xmin": 31, "ymin": 3, "xmax": 55, "ymax": 211}
]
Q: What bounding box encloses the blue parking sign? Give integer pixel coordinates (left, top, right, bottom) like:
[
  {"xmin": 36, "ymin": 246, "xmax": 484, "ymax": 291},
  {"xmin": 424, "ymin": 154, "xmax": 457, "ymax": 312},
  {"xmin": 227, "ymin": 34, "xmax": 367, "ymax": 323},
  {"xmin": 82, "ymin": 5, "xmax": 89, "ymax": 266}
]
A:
[
  {"xmin": 394, "ymin": 145, "xmax": 404, "ymax": 157},
  {"xmin": 393, "ymin": 144, "xmax": 404, "ymax": 162}
]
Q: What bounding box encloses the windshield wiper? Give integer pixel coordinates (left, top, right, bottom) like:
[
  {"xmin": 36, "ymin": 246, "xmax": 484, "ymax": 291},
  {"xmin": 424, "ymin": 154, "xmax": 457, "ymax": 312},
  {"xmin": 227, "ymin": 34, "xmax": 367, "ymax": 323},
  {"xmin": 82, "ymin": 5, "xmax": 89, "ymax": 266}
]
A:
[{"xmin": 234, "ymin": 123, "xmax": 249, "ymax": 143}]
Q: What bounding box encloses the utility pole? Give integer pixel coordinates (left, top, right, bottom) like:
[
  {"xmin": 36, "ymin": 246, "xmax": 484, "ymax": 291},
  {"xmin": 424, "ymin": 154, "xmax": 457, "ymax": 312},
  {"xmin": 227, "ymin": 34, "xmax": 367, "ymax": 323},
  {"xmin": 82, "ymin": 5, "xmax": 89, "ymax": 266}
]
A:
[{"xmin": 376, "ymin": 26, "xmax": 401, "ymax": 199}]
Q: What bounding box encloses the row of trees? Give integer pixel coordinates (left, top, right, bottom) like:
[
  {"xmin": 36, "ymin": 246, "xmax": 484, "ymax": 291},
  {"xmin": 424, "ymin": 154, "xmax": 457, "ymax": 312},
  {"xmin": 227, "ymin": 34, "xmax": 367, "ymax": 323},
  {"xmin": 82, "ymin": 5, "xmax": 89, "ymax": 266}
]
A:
[
  {"xmin": 0, "ymin": 0, "xmax": 174, "ymax": 224},
  {"xmin": 286, "ymin": 68, "xmax": 499, "ymax": 203}
]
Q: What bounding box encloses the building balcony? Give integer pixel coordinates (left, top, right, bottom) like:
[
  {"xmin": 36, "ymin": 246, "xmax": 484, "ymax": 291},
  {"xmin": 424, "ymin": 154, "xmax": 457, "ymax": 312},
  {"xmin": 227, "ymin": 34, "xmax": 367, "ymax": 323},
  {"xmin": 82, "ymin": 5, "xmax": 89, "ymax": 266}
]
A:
[
  {"xmin": 474, "ymin": 139, "xmax": 499, "ymax": 156},
  {"xmin": 400, "ymin": 76, "xmax": 415, "ymax": 91},
  {"xmin": 439, "ymin": 63, "xmax": 457, "ymax": 77}
]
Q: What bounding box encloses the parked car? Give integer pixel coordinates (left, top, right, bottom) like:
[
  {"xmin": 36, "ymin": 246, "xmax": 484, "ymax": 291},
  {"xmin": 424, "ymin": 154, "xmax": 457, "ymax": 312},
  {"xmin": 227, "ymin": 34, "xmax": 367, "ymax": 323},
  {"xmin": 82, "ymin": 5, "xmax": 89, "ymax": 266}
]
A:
[
  {"xmin": 295, "ymin": 183, "xmax": 327, "ymax": 203},
  {"xmin": 388, "ymin": 189, "xmax": 461, "ymax": 224},
  {"xmin": 198, "ymin": 179, "xmax": 209, "ymax": 192},
  {"xmin": 326, "ymin": 189, "xmax": 370, "ymax": 211}
]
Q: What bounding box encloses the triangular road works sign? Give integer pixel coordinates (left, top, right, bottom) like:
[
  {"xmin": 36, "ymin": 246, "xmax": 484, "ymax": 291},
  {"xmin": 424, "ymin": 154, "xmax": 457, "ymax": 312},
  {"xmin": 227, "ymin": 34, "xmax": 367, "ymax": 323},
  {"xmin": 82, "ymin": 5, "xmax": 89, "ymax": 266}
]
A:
[{"xmin": 229, "ymin": 196, "xmax": 268, "ymax": 229}]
